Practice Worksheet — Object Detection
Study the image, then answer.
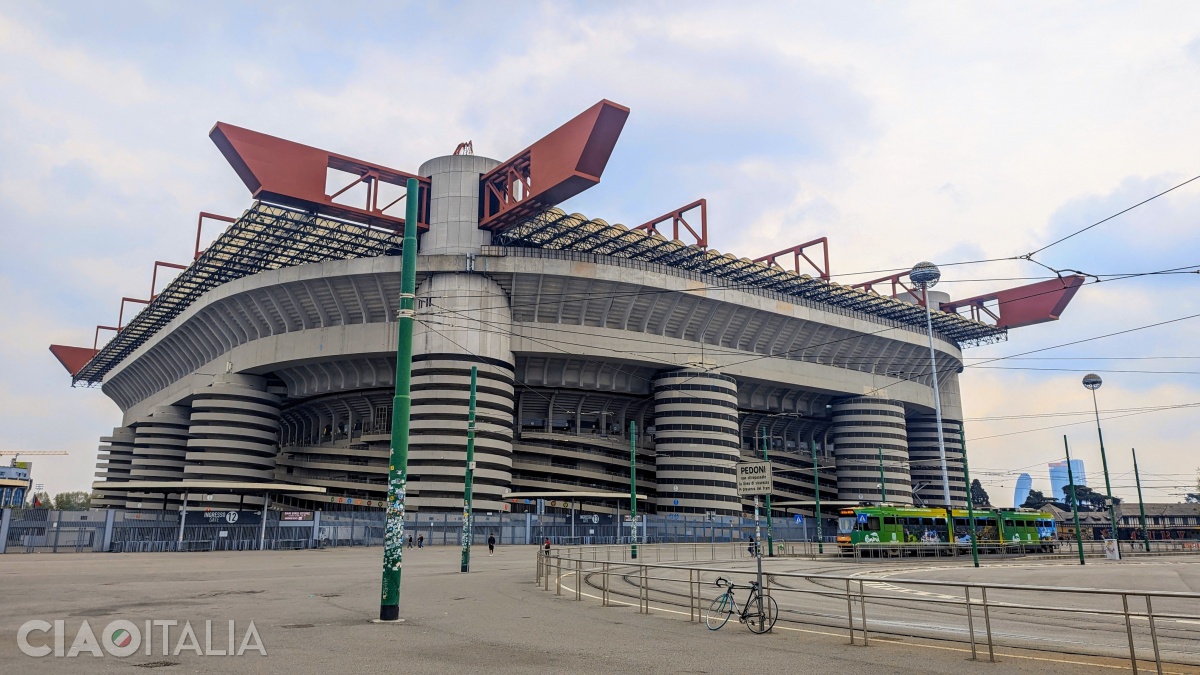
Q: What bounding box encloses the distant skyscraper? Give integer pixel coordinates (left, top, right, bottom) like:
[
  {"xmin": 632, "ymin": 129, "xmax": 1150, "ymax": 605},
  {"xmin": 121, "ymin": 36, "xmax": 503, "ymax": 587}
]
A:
[
  {"xmin": 1049, "ymin": 460, "xmax": 1086, "ymax": 501},
  {"xmin": 1013, "ymin": 473, "xmax": 1032, "ymax": 508}
]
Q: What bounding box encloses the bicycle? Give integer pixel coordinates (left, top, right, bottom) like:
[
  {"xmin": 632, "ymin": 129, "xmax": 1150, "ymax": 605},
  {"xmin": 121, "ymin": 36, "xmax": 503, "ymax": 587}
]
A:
[{"xmin": 705, "ymin": 576, "xmax": 779, "ymax": 633}]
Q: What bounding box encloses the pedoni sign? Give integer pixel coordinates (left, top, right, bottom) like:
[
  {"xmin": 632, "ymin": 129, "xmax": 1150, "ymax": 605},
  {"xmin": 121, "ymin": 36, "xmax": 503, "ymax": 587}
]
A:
[
  {"xmin": 736, "ymin": 461, "xmax": 773, "ymax": 496},
  {"xmin": 17, "ymin": 619, "xmax": 266, "ymax": 658}
]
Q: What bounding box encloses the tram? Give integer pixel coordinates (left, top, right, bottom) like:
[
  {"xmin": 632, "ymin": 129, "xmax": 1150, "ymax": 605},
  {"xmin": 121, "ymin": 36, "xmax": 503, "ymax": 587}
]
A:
[{"xmin": 836, "ymin": 505, "xmax": 1057, "ymax": 555}]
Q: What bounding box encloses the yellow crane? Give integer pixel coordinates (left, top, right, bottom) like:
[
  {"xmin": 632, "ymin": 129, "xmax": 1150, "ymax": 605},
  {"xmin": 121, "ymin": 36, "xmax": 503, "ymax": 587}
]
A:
[{"xmin": 0, "ymin": 450, "xmax": 69, "ymax": 465}]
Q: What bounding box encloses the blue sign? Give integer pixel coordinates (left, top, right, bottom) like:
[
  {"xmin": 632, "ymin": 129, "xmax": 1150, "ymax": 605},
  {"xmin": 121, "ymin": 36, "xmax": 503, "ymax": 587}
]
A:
[
  {"xmin": 856, "ymin": 513, "xmax": 869, "ymax": 524},
  {"xmin": 673, "ymin": 499, "xmax": 679, "ymax": 506},
  {"xmin": 793, "ymin": 514, "xmax": 804, "ymax": 524}
]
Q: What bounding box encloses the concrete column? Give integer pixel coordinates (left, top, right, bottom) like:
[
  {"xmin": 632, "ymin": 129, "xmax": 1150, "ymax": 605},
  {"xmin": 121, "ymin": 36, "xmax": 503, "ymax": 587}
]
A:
[
  {"xmin": 184, "ymin": 374, "xmax": 281, "ymax": 509},
  {"xmin": 830, "ymin": 396, "xmax": 913, "ymax": 505},
  {"xmin": 408, "ymin": 273, "xmax": 515, "ymax": 512},
  {"xmin": 0, "ymin": 509, "xmax": 11, "ymax": 554},
  {"xmin": 652, "ymin": 370, "xmax": 741, "ymax": 516},
  {"xmin": 906, "ymin": 415, "xmax": 966, "ymax": 507},
  {"xmin": 127, "ymin": 406, "xmax": 191, "ymax": 509},
  {"xmin": 93, "ymin": 427, "xmax": 135, "ymax": 508},
  {"xmin": 417, "ymin": 154, "xmax": 501, "ymax": 255},
  {"xmin": 101, "ymin": 509, "xmax": 116, "ymax": 552}
]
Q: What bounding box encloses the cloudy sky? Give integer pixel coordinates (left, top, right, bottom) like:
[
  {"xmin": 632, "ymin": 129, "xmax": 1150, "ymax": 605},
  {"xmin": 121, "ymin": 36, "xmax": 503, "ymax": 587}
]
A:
[{"xmin": 2, "ymin": 2, "xmax": 1198, "ymax": 505}]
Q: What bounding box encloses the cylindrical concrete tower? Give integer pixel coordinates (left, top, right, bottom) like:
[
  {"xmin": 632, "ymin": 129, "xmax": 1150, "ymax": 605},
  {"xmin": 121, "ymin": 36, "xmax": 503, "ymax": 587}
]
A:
[
  {"xmin": 652, "ymin": 370, "xmax": 741, "ymax": 516},
  {"xmin": 129, "ymin": 406, "xmax": 191, "ymax": 482},
  {"xmin": 93, "ymin": 427, "xmax": 135, "ymax": 508},
  {"xmin": 418, "ymin": 154, "xmax": 501, "ymax": 255},
  {"xmin": 906, "ymin": 415, "xmax": 966, "ymax": 507},
  {"xmin": 184, "ymin": 374, "xmax": 282, "ymax": 489},
  {"xmin": 406, "ymin": 154, "xmax": 515, "ymax": 512},
  {"xmin": 830, "ymin": 397, "xmax": 913, "ymax": 505},
  {"xmin": 125, "ymin": 405, "xmax": 190, "ymax": 507}
]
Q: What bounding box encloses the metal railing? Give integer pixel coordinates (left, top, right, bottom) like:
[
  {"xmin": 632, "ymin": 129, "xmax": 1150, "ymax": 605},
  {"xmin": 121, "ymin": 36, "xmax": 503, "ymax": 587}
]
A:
[{"xmin": 534, "ymin": 544, "xmax": 1200, "ymax": 672}]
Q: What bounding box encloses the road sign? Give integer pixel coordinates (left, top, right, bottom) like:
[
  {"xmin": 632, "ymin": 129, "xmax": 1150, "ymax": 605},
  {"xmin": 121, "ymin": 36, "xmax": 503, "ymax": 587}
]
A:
[
  {"xmin": 735, "ymin": 461, "xmax": 773, "ymax": 496},
  {"xmin": 673, "ymin": 499, "xmax": 679, "ymax": 506},
  {"xmin": 793, "ymin": 514, "xmax": 804, "ymax": 524},
  {"xmin": 857, "ymin": 513, "xmax": 869, "ymax": 524}
]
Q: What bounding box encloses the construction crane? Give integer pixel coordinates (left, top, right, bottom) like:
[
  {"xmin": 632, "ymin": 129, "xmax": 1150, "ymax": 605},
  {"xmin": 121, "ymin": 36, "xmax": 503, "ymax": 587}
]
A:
[{"xmin": 0, "ymin": 451, "xmax": 68, "ymax": 466}]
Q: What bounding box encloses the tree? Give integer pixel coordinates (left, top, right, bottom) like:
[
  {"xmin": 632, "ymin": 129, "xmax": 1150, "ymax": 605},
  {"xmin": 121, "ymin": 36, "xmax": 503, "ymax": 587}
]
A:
[
  {"xmin": 53, "ymin": 491, "xmax": 91, "ymax": 510},
  {"xmin": 1063, "ymin": 485, "xmax": 1119, "ymax": 512},
  {"xmin": 970, "ymin": 479, "xmax": 991, "ymax": 507},
  {"xmin": 1020, "ymin": 489, "xmax": 1051, "ymax": 510},
  {"xmin": 28, "ymin": 491, "xmax": 51, "ymax": 508}
]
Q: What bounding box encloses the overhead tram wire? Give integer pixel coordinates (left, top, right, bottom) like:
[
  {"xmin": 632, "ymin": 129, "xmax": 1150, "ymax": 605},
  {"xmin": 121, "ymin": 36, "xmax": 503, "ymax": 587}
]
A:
[{"xmin": 1024, "ymin": 173, "xmax": 1200, "ymax": 257}]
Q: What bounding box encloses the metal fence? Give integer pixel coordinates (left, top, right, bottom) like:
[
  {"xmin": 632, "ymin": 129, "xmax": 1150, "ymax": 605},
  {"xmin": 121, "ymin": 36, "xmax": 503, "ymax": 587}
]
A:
[
  {"xmin": 0, "ymin": 508, "xmax": 830, "ymax": 554},
  {"xmin": 536, "ymin": 544, "xmax": 1200, "ymax": 672}
]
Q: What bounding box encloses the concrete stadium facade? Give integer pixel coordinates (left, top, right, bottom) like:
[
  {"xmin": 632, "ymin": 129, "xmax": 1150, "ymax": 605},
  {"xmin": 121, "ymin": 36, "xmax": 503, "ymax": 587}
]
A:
[{"xmin": 62, "ymin": 103, "xmax": 1084, "ymax": 521}]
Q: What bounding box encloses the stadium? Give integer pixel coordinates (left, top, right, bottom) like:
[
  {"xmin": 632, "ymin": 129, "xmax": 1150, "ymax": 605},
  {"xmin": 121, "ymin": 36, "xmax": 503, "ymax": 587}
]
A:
[{"xmin": 50, "ymin": 100, "xmax": 1083, "ymax": 520}]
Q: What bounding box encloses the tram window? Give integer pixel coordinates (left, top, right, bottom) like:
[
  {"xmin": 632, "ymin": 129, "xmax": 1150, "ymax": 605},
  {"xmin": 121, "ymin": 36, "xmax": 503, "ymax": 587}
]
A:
[
  {"xmin": 934, "ymin": 518, "xmax": 946, "ymax": 526},
  {"xmin": 867, "ymin": 517, "xmax": 880, "ymax": 530},
  {"xmin": 979, "ymin": 519, "xmax": 996, "ymax": 527},
  {"xmin": 921, "ymin": 518, "xmax": 933, "ymax": 526},
  {"xmin": 1004, "ymin": 519, "xmax": 1014, "ymax": 527},
  {"xmin": 883, "ymin": 517, "xmax": 896, "ymax": 525},
  {"xmin": 954, "ymin": 518, "xmax": 967, "ymax": 527}
]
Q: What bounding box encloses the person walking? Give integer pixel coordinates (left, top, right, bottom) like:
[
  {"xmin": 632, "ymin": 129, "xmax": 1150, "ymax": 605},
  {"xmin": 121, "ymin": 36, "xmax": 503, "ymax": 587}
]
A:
[
  {"xmin": 417, "ymin": 534, "xmax": 424, "ymax": 549},
  {"xmin": 487, "ymin": 533, "xmax": 496, "ymax": 556},
  {"xmin": 747, "ymin": 536, "xmax": 757, "ymax": 556},
  {"xmin": 543, "ymin": 537, "xmax": 551, "ymax": 557},
  {"xmin": 407, "ymin": 534, "xmax": 414, "ymax": 549}
]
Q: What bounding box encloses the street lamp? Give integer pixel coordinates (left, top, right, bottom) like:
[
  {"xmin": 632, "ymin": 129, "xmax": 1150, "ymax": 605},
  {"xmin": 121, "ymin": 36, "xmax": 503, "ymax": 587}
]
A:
[
  {"xmin": 910, "ymin": 261, "xmax": 952, "ymax": 508},
  {"xmin": 1083, "ymin": 373, "xmax": 1120, "ymax": 551}
]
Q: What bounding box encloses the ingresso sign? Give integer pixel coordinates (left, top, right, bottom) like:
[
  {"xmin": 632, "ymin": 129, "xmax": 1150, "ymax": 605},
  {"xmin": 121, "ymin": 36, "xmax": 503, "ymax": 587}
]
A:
[{"xmin": 735, "ymin": 461, "xmax": 773, "ymax": 496}]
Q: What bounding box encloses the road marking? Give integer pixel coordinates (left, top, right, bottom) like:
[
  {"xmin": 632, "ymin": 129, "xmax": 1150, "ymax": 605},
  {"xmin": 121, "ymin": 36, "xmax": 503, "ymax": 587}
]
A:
[{"xmin": 553, "ymin": 571, "xmax": 1187, "ymax": 673}]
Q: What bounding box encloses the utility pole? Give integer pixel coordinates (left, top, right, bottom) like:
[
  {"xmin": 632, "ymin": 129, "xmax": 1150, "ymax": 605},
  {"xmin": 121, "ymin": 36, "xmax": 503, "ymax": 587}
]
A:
[
  {"xmin": 760, "ymin": 427, "xmax": 774, "ymax": 557},
  {"xmin": 460, "ymin": 366, "xmax": 478, "ymax": 573},
  {"xmin": 1133, "ymin": 448, "xmax": 1150, "ymax": 553},
  {"xmin": 1064, "ymin": 435, "xmax": 1085, "ymax": 566},
  {"xmin": 959, "ymin": 422, "xmax": 979, "ymax": 568},
  {"xmin": 810, "ymin": 438, "xmax": 823, "ymax": 554},
  {"xmin": 629, "ymin": 420, "xmax": 637, "ymax": 560},
  {"xmin": 877, "ymin": 447, "xmax": 887, "ymax": 503},
  {"xmin": 379, "ymin": 178, "xmax": 419, "ymax": 621}
]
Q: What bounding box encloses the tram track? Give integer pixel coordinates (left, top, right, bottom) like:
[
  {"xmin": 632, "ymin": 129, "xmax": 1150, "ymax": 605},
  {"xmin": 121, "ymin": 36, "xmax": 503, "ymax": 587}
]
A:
[{"xmin": 571, "ymin": 558, "xmax": 1200, "ymax": 666}]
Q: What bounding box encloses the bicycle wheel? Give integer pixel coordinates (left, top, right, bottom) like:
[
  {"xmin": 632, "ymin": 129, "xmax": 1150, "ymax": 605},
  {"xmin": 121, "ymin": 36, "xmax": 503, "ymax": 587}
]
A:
[
  {"xmin": 744, "ymin": 595, "xmax": 779, "ymax": 634},
  {"xmin": 705, "ymin": 593, "xmax": 733, "ymax": 630}
]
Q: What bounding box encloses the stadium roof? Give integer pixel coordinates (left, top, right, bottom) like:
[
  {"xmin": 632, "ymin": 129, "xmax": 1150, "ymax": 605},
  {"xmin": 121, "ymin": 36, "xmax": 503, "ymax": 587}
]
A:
[
  {"xmin": 71, "ymin": 202, "xmax": 404, "ymax": 386},
  {"xmin": 69, "ymin": 198, "xmax": 1007, "ymax": 388},
  {"xmin": 493, "ymin": 207, "xmax": 1007, "ymax": 346}
]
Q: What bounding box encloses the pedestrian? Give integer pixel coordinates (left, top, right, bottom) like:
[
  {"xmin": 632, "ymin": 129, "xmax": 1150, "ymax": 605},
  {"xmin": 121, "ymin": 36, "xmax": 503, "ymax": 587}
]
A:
[
  {"xmin": 747, "ymin": 536, "xmax": 756, "ymax": 556},
  {"xmin": 543, "ymin": 537, "xmax": 551, "ymax": 557},
  {"xmin": 407, "ymin": 534, "xmax": 414, "ymax": 549},
  {"xmin": 417, "ymin": 534, "xmax": 424, "ymax": 549},
  {"xmin": 487, "ymin": 533, "xmax": 496, "ymax": 556}
]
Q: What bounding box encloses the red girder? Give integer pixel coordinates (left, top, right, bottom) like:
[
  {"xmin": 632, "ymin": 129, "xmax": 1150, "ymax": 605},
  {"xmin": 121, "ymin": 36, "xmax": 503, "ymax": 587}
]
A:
[
  {"xmin": 940, "ymin": 275, "xmax": 1085, "ymax": 329},
  {"xmin": 633, "ymin": 199, "xmax": 708, "ymax": 249},
  {"xmin": 150, "ymin": 261, "xmax": 188, "ymax": 300},
  {"xmin": 117, "ymin": 297, "xmax": 150, "ymax": 330},
  {"xmin": 209, "ymin": 122, "xmax": 430, "ymax": 232},
  {"xmin": 93, "ymin": 325, "xmax": 120, "ymax": 350},
  {"xmin": 480, "ymin": 99, "xmax": 629, "ymax": 232},
  {"xmin": 752, "ymin": 237, "xmax": 829, "ymax": 279},
  {"xmin": 195, "ymin": 212, "xmax": 237, "ymax": 260},
  {"xmin": 48, "ymin": 345, "xmax": 101, "ymax": 378},
  {"xmin": 851, "ymin": 272, "xmax": 925, "ymax": 305}
]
